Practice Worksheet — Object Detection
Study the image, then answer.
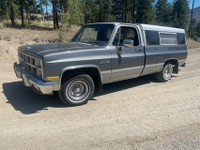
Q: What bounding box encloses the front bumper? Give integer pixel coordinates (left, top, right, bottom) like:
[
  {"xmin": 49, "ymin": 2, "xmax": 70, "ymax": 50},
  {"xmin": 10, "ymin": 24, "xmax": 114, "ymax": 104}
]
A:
[{"xmin": 14, "ymin": 62, "xmax": 54, "ymax": 95}]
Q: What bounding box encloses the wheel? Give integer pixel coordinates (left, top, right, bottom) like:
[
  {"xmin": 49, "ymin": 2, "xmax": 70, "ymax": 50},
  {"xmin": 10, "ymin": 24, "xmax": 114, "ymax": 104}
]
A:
[
  {"xmin": 156, "ymin": 63, "xmax": 173, "ymax": 82},
  {"xmin": 58, "ymin": 74, "xmax": 95, "ymax": 106}
]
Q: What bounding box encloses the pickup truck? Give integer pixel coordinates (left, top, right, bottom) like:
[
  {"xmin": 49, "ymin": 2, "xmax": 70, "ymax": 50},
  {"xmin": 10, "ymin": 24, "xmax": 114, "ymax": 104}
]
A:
[{"xmin": 14, "ymin": 22, "xmax": 187, "ymax": 106}]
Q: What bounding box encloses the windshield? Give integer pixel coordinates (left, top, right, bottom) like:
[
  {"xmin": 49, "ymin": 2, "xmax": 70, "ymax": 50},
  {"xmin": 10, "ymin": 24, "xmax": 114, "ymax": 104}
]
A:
[{"xmin": 71, "ymin": 24, "xmax": 115, "ymax": 45}]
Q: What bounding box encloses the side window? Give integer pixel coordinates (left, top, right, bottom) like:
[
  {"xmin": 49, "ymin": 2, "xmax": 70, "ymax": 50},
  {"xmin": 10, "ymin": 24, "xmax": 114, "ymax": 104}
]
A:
[
  {"xmin": 113, "ymin": 27, "xmax": 139, "ymax": 46},
  {"xmin": 145, "ymin": 31, "xmax": 159, "ymax": 45},
  {"xmin": 160, "ymin": 33, "xmax": 177, "ymax": 45},
  {"xmin": 177, "ymin": 33, "xmax": 186, "ymax": 45}
]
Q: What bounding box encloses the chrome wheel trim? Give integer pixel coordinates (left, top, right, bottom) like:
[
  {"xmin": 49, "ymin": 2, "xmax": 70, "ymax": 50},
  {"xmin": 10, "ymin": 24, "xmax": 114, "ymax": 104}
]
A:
[
  {"xmin": 66, "ymin": 80, "xmax": 89, "ymax": 102},
  {"xmin": 163, "ymin": 64, "xmax": 173, "ymax": 80}
]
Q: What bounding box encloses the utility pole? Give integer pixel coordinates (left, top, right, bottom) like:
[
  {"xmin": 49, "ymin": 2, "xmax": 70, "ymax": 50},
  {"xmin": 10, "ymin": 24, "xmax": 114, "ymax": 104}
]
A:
[{"xmin": 189, "ymin": 0, "xmax": 195, "ymax": 36}]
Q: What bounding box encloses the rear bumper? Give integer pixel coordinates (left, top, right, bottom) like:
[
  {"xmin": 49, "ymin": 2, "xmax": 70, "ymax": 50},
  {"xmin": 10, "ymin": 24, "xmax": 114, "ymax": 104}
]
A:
[{"xmin": 14, "ymin": 62, "xmax": 54, "ymax": 95}]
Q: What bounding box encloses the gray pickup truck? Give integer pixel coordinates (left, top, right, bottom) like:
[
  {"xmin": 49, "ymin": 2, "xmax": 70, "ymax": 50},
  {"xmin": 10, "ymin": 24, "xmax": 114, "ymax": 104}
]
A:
[{"xmin": 14, "ymin": 22, "xmax": 187, "ymax": 106}]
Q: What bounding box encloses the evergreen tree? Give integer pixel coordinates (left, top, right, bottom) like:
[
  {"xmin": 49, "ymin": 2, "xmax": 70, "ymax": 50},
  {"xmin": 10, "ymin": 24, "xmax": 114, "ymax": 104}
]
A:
[
  {"xmin": 135, "ymin": 0, "xmax": 155, "ymax": 23},
  {"xmin": 188, "ymin": 19, "xmax": 197, "ymax": 39},
  {"xmin": 81, "ymin": 0, "xmax": 97, "ymax": 23},
  {"xmin": 65, "ymin": 0, "xmax": 84, "ymax": 25},
  {"xmin": 96, "ymin": 0, "xmax": 114, "ymax": 22},
  {"xmin": 9, "ymin": 0, "xmax": 18, "ymax": 26},
  {"xmin": 155, "ymin": 0, "xmax": 172, "ymax": 25},
  {"xmin": 172, "ymin": 0, "xmax": 189, "ymax": 29},
  {"xmin": 0, "ymin": 0, "xmax": 9, "ymax": 21},
  {"xmin": 196, "ymin": 22, "xmax": 200, "ymax": 37}
]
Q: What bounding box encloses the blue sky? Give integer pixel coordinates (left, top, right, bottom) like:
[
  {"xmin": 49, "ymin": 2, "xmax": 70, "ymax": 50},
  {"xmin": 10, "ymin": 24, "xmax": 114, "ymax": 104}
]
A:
[{"xmin": 168, "ymin": 0, "xmax": 200, "ymax": 8}]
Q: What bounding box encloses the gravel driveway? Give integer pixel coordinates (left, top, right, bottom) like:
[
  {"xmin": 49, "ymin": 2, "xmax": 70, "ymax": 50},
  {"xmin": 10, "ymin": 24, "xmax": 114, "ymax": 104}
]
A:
[{"xmin": 0, "ymin": 48, "xmax": 200, "ymax": 150}]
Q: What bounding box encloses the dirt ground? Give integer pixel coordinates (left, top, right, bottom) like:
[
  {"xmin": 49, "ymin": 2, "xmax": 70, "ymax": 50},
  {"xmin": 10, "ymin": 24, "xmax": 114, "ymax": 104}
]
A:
[{"xmin": 0, "ymin": 48, "xmax": 200, "ymax": 150}]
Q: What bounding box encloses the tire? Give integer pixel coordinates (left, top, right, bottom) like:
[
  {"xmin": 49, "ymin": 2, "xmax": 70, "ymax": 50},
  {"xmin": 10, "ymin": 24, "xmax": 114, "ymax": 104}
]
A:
[
  {"xmin": 58, "ymin": 74, "xmax": 95, "ymax": 106},
  {"xmin": 156, "ymin": 63, "xmax": 173, "ymax": 82}
]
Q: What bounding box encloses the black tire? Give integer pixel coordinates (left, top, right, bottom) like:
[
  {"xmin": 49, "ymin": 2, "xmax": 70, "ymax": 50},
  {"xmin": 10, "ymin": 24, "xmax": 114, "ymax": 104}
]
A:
[
  {"xmin": 58, "ymin": 74, "xmax": 95, "ymax": 106},
  {"xmin": 155, "ymin": 63, "xmax": 173, "ymax": 82}
]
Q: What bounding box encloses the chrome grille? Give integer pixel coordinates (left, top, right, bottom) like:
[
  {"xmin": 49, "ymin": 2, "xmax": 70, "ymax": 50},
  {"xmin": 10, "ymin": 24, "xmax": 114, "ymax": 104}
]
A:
[{"xmin": 18, "ymin": 52, "xmax": 43, "ymax": 78}]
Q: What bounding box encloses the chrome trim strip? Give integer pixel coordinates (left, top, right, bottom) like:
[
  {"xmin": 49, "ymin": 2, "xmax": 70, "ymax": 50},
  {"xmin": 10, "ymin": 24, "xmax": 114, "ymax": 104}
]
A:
[
  {"xmin": 145, "ymin": 63, "xmax": 164, "ymax": 68},
  {"xmin": 112, "ymin": 66, "xmax": 142, "ymax": 73},
  {"xmin": 101, "ymin": 70, "xmax": 111, "ymax": 75}
]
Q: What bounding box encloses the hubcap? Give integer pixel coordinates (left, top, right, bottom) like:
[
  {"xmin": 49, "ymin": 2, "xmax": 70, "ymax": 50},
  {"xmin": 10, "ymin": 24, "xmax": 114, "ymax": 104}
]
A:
[
  {"xmin": 163, "ymin": 65, "xmax": 173, "ymax": 80},
  {"xmin": 66, "ymin": 80, "xmax": 89, "ymax": 101}
]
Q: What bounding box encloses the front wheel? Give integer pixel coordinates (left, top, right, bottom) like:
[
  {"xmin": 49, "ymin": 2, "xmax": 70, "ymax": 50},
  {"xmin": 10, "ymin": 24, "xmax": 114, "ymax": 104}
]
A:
[
  {"xmin": 156, "ymin": 63, "xmax": 173, "ymax": 82},
  {"xmin": 59, "ymin": 74, "xmax": 95, "ymax": 106}
]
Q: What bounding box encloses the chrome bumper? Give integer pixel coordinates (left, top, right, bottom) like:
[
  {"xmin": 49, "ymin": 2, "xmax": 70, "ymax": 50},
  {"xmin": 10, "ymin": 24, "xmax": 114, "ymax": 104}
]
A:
[{"xmin": 14, "ymin": 62, "xmax": 54, "ymax": 95}]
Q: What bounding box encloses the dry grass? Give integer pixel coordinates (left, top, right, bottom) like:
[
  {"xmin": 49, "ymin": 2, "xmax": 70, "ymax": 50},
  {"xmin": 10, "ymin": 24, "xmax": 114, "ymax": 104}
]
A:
[
  {"xmin": 187, "ymin": 38, "xmax": 200, "ymax": 49},
  {"xmin": 0, "ymin": 25, "xmax": 80, "ymax": 61},
  {"xmin": 0, "ymin": 24, "xmax": 200, "ymax": 61}
]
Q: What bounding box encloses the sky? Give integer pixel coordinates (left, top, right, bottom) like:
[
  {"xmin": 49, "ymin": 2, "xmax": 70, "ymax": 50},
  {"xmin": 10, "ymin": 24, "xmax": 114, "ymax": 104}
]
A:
[{"xmin": 168, "ymin": 0, "xmax": 200, "ymax": 8}]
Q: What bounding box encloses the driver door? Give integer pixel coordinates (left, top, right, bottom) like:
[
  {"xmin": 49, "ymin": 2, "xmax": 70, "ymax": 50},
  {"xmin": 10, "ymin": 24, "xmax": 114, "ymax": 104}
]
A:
[{"xmin": 110, "ymin": 26, "xmax": 145, "ymax": 82}]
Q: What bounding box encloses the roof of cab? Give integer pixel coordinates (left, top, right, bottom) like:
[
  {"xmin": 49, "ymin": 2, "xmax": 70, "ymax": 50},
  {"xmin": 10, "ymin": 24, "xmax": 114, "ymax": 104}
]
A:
[{"xmin": 86, "ymin": 22, "xmax": 185, "ymax": 33}]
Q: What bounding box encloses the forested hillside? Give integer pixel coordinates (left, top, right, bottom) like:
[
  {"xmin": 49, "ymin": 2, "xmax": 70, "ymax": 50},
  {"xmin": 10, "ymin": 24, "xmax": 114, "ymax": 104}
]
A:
[{"xmin": 0, "ymin": 0, "xmax": 199, "ymax": 39}]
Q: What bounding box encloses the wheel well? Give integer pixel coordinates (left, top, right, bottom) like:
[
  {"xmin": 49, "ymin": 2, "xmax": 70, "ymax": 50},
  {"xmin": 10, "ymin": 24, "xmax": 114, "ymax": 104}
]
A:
[
  {"xmin": 164, "ymin": 59, "xmax": 179, "ymax": 74},
  {"xmin": 61, "ymin": 68, "xmax": 102, "ymax": 91}
]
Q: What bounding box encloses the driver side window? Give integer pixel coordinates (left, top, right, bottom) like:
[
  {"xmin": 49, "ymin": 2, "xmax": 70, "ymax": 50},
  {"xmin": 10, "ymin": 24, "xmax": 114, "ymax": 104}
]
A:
[{"xmin": 113, "ymin": 26, "xmax": 139, "ymax": 46}]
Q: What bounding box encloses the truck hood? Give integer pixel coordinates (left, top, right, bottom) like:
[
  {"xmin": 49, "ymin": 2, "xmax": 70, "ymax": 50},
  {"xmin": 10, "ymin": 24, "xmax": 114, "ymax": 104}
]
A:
[{"xmin": 19, "ymin": 42, "xmax": 101, "ymax": 57}]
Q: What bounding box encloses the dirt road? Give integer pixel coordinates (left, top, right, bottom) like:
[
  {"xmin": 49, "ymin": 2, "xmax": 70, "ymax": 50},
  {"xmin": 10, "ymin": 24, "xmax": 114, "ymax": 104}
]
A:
[{"xmin": 0, "ymin": 48, "xmax": 200, "ymax": 150}]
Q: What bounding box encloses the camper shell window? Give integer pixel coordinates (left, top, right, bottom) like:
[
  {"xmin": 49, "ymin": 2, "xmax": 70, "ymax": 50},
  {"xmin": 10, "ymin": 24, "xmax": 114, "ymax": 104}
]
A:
[
  {"xmin": 159, "ymin": 33, "xmax": 177, "ymax": 45},
  {"xmin": 145, "ymin": 31, "xmax": 159, "ymax": 45},
  {"xmin": 177, "ymin": 33, "xmax": 186, "ymax": 45}
]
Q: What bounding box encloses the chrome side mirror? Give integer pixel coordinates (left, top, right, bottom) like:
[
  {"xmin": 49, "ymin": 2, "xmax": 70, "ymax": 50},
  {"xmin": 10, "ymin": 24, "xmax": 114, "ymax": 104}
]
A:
[{"xmin": 123, "ymin": 39, "xmax": 134, "ymax": 48}]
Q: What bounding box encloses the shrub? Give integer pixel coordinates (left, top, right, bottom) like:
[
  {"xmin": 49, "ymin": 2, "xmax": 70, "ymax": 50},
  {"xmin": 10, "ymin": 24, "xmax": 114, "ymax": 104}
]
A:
[
  {"xmin": 57, "ymin": 30, "xmax": 65, "ymax": 42},
  {"xmin": 0, "ymin": 23, "xmax": 4, "ymax": 29}
]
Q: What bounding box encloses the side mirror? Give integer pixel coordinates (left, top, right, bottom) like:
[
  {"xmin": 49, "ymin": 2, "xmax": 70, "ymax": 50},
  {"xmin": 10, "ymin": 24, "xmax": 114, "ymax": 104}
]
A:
[{"xmin": 123, "ymin": 39, "xmax": 134, "ymax": 48}]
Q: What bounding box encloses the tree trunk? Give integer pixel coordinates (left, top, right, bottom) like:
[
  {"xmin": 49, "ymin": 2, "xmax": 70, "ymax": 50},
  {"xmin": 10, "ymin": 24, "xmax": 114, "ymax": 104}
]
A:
[
  {"xmin": 21, "ymin": 0, "xmax": 24, "ymax": 27},
  {"xmin": 10, "ymin": 2, "xmax": 15, "ymax": 26},
  {"xmin": 46, "ymin": 0, "xmax": 49, "ymax": 21},
  {"xmin": 53, "ymin": 0, "xmax": 59, "ymax": 29}
]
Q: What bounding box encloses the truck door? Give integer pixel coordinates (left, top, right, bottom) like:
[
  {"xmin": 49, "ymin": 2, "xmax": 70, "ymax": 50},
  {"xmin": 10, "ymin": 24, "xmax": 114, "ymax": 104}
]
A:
[{"xmin": 110, "ymin": 26, "xmax": 145, "ymax": 82}]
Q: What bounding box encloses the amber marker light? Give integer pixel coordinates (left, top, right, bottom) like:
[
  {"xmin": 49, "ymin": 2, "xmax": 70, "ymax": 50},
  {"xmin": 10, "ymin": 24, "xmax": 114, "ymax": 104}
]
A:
[{"xmin": 47, "ymin": 77, "xmax": 59, "ymax": 81}]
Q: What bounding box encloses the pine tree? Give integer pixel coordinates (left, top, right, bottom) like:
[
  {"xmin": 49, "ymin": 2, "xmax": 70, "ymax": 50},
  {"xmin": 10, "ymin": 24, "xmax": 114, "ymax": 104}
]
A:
[
  {"xmin": 188, "ymin": 19, "xmax": 197, "ymax": 39},
  {"xmin": 65, "ymin": 0, "xmax": 84, "ymax": 25},
  {"xmin": 9, "ymin": 0, "xmax": 18, "ymax": 26},
  {"xmin": 0, "ymin": 0, "xmax": 9, "ymax": 21},
  {"xmin": 172, "ymin": 0, "xmax": 189, "ymax": 29},
  {"xmin": 155, "ymin": 0, "xmax": 172, "ymax": 25},
  {"xmin": 196, "ymin": 22, "xmax": 200, "ymax": 37},
  {"xmin": 135, "ymin": 0, "xmax": 155, "ymax": 23},
  {"xmin": 96, "ymin": 0, "xmax": 114, "ymax": 22}
]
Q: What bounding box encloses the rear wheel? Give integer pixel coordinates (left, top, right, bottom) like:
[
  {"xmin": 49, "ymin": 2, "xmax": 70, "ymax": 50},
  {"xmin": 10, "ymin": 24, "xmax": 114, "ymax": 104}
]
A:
[
  {"xmin": 156, "ymin": 63, "xmax": 173, "ymax": 82},
  {"xmin": 59, "ymin": 74, "xmax": 95, "ymax": 106}
]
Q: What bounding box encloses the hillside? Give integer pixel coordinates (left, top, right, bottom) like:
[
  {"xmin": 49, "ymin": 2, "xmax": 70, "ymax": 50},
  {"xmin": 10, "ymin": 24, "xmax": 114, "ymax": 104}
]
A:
[{"xmin": 189, "ymin": 6, "xmax": 200, "ymax": 22}]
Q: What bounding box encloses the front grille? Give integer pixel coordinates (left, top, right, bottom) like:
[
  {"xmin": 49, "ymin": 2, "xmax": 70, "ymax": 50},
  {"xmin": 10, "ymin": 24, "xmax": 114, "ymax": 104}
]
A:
[{"xmin": 18, "ymin": 52, "xmax": 43, "ymax": 78}]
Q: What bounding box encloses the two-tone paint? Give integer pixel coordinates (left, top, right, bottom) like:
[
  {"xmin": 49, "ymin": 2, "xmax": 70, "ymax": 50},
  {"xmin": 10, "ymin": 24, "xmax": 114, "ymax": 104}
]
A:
[{"xmin": 15, "ymin": 22, "xmax": 188, "ymax": 94}]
